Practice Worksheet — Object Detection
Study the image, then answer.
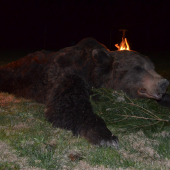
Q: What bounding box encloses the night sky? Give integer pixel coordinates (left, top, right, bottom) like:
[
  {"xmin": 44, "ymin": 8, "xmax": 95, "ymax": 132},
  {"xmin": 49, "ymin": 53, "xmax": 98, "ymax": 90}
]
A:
[{"xmin": 1, "ymin": 0, "xmax": 170, "ymax": 52}]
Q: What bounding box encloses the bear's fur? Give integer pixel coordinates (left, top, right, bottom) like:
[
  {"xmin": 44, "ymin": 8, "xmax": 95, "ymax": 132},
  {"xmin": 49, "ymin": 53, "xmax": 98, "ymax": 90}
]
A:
[{"xmin": 0, "ymin": 38, "xmax": 169, "ymax": 149}]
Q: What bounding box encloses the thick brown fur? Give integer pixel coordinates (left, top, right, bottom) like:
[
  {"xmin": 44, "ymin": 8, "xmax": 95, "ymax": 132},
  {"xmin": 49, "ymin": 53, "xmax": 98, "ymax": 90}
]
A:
[{"xmin": 0, "ymin": 38, "xmax": 169, "ymax": 149}]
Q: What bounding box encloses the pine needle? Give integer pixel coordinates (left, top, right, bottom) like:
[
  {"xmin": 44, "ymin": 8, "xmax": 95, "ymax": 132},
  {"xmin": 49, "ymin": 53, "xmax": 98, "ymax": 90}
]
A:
[{"xmin": 90, "ymin": 89, "xmax": 170, "ymax": 132}]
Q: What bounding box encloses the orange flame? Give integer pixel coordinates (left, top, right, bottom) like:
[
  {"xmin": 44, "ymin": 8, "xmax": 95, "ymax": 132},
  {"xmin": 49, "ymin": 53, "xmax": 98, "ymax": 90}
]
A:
[{"xmin": 115, "ymin": 38, "xmax": 130, "ymax": 50}]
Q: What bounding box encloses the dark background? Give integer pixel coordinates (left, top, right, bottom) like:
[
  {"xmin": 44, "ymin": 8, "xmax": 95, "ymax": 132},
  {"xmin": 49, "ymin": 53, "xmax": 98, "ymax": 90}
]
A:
[{"xmin": 1, "ymin": 0, "xmax": 170, "ymax": 53}]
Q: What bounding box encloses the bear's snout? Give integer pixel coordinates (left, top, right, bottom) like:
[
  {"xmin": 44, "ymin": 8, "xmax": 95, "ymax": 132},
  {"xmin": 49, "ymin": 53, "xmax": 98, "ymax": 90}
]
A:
[
  {"xmin": 137, "ymin": 77, "xmax": 169, "ymax": 100},
  {"xmin": 158, "ymin": 79, "xmax": 169, "ymax": 93}
]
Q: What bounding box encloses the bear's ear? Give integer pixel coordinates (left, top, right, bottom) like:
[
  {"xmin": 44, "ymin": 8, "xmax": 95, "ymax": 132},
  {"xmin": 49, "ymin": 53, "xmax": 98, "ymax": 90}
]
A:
[{"xmin": 92, "ymin": 49, "xmax": 113, "ymax": 65}]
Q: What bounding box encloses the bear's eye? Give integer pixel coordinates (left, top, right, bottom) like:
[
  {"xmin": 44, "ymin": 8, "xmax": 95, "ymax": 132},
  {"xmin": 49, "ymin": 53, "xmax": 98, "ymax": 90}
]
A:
[{"xmin": 133, "ymin": 66, "xmax": 144, "ymax": 72}]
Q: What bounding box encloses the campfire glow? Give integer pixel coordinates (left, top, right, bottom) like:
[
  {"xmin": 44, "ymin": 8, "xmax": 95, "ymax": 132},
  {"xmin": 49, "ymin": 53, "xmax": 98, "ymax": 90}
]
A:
[{"xmin": 115, "ymin": 37, "xmax": 130, "ymax": 51}]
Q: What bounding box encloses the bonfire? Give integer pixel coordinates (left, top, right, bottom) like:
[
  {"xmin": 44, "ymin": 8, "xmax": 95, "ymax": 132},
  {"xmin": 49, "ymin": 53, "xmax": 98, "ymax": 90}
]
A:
[{"xmin": 115, "ymin": 29, "xmax": 130, "ymax": 51}]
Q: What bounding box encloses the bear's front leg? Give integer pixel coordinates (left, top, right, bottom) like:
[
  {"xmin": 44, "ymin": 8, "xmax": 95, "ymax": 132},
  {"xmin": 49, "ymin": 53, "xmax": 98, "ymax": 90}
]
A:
[
  {"xmin": 45, "ymin": 74, "xmax": 119, "ymax": 149},
  {"xmin": 79, "ymin": 114, "xmax": 119, "ymax": 149}
]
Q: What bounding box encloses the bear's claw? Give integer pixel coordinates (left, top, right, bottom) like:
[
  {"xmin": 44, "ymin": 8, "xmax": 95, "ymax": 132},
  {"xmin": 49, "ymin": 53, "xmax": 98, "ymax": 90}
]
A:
[{"xmin": 99, "ymin": 135, "xmax": 119, "ymax": 149}]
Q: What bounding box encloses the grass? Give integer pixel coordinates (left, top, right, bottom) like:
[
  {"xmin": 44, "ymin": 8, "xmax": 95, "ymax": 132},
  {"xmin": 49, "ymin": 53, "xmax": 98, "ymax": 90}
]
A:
[
  {"xmin": 1, "ymin": 51, "xmax": 170, "ymax": 169},
  {"xmin": 1, "ymin": 94, "xmax": 170, "ymax": 169},
  {"xmin": 0, "ymin": 162, "xmax": 20, "ymax": 170}
]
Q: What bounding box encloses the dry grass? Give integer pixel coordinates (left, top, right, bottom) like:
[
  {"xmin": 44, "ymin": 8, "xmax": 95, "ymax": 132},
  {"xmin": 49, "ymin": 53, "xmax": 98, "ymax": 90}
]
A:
[{"xmin": 119, "ymin": 130, "xmax": 170, "ymax": 169}]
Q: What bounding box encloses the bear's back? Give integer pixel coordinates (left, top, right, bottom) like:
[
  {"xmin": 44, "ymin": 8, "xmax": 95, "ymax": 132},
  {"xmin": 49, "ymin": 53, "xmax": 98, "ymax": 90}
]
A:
[{"xmin": 76, "ymin": 38, "xmax": 107, "ymax": 50}]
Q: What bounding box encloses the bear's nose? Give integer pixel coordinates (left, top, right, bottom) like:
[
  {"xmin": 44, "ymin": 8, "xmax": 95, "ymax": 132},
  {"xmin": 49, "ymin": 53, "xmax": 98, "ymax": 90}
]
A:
[{"xmin": 158, "ymin": 79, "xmax": 169, "ymax": 93}]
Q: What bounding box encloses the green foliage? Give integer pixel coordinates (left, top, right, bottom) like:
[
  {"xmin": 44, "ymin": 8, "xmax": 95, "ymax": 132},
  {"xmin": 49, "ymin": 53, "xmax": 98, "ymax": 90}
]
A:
[{"xmin": 91, "ymin": 88, "xmax": 170, "ymax": 133}]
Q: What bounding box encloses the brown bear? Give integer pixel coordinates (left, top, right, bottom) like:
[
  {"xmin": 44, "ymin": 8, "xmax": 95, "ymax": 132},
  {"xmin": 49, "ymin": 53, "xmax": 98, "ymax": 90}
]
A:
[{"xmin": 0, "ymin": 38, "xmax": 169, "ymax": 149}]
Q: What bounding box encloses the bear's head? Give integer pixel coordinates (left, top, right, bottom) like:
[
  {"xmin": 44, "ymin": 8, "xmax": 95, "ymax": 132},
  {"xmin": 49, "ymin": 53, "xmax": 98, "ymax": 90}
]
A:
[{"xmin": 92, "ymin": 49, "xmax": 169, "ymax": 100}]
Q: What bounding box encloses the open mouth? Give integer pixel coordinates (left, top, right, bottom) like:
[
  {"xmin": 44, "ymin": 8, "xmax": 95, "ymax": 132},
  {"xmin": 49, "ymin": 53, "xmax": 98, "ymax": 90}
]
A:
[{"xmin": 138, "ymin": 88, "xmax": 163, "ymax": 100}]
